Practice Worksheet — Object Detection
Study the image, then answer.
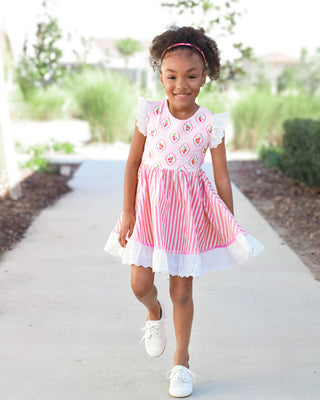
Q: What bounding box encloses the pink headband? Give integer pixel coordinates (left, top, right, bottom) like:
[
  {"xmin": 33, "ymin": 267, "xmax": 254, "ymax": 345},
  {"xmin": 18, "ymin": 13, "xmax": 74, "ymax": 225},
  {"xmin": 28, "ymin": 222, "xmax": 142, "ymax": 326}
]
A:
[{"xmin": 161, "ymin": 42, "xmax": 206, "ymax": 63}]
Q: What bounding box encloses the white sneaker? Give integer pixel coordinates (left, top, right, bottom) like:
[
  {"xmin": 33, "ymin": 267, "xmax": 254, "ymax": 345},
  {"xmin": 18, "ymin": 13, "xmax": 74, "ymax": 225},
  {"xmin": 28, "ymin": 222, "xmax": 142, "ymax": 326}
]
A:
[
  {"xmin": 140, "ymin": 299, "xmax": 166, "ymax": 358},
  {"xmin": 167, "ymin": 365, "xmax": 195, "ymax": 398}
]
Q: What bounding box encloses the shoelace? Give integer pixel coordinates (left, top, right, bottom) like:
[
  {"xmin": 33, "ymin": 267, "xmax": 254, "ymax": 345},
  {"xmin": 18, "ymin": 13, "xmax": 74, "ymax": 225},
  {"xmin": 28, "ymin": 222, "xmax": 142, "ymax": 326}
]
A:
[
  {"xmin": 140, "ymin": 321, "xmax": 160, "ymax": 344},
  {"xmin": 166, "ymin": 366, "xmax": 195, "ymax": 383}
]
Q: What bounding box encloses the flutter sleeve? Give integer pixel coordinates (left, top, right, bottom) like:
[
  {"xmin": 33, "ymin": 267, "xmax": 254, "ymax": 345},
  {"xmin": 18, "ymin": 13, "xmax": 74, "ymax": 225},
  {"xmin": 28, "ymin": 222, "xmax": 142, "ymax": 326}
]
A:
[
  {"xmin": 208, "ymin": 112, "xmax": 229, "ymax": 149},
  {"xmin": 136, "ymin": 96, "xmax": 149, "ymax": 136}
]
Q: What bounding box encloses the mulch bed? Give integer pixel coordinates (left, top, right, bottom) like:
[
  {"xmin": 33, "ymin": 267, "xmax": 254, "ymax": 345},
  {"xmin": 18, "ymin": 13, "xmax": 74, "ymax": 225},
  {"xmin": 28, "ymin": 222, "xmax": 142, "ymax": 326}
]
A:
[
  {"xmin": 228, "ymin": 160, "xmax": 320, "ymax": 281},
  {"xmin": 0, "ymin": 164, "xmax": 79, "ymax": 257},
  {"xmin": 0, "ymin": 161, "xmax": 319, "ymax": 281}
]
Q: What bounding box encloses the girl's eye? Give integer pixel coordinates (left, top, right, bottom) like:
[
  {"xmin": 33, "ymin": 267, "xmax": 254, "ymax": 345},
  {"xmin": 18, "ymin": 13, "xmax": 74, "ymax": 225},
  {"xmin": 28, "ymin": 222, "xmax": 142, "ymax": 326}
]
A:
[
  {"xmin": 168, "ymin": 76, "xmax": 176, "ymax": 80},
  {"xmin": 189, "ymin": 75, "xmax": 196, "ymax": 79}
]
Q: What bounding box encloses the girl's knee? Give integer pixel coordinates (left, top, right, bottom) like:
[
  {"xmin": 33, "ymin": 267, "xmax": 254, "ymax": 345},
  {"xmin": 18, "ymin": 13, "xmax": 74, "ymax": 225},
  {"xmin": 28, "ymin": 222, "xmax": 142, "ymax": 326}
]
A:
[
  {"xmin": 131, "ymin": 265, "xmax": 155, "ymax": 299},
  {"xmin": 170, "ymin": 277, "xmax": 193, "ymax": 305},
  {"xmin": 132, "ymin": 280, "xmax": 153, "ymax": 299}
]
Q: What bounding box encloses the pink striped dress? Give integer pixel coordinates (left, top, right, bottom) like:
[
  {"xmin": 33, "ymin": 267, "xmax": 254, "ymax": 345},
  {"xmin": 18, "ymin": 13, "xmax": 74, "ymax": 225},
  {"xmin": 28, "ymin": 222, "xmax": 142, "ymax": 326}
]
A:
[{"xmin": 105, "ymin": 97, "xmax": 264, "ymax": 277}]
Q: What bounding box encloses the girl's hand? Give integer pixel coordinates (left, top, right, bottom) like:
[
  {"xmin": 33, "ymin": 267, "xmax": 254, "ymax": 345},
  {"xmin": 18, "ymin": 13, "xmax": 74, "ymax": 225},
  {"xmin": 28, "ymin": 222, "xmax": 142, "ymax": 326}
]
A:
[{"xmin": 118, "ymin": 212, "xmax": 136, "ymax": 248}]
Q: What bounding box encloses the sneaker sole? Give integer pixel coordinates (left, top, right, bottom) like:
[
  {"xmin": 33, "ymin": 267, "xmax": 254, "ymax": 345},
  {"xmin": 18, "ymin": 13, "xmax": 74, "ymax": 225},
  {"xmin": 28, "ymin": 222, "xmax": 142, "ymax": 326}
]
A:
[{"xmin": 169, "ymin": 391, "xmax": 193, "ymax": 398}]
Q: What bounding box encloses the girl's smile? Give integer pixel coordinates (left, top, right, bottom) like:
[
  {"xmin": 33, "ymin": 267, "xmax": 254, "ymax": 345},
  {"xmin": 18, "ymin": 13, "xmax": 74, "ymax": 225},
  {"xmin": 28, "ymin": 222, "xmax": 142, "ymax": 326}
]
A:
[{"xmin": 160, "ymin": 50, "xmax": 207, "ymax": 120}]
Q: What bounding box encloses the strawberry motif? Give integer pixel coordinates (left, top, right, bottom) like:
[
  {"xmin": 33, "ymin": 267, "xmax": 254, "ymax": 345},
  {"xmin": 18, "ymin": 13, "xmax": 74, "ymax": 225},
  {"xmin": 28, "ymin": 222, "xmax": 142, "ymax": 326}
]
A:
[
  {"xmin": 189, "ymin": 155, "xmax": 198, "ymax": 167},
  {"xmin": 179, "ymin": 144, "xmax": 190, "ymax": 156},
  {"xmin": 193, "ymin": 134, "xmax": 203, "ymax": 146},
  {"xmin": 178, "ymin": 165, "xmax": 187, "ymax": 173},
  {"xmin": 161, "ymin": 117, "xmax": 171, "ymax": 129},
  {"xmin": 183, "ymin": 122, "xmax": 193, "ymax": 134},
  {"xmin": 171, "ymin": 131, "xmax": 180, "ymax": 143},
  {"xmin": 157, "ymin": 140, "xmax": 166, "ymax": 152},
  {"xmin": 148, "ymin": 150, "xmax": 153, "ymax": 159},
  {"xmin": 202, "ymin": 146, "xmax": 208, "ymax": 154},
  {"xmin": 207, "ymin": 124, "xmax": 213, "ymax": 134},
  {"xmin": 155, "ymin": 162, "xmax": 161, "ymax": 168},
  {"xmin": 166, "ymin": 153, "xmax": 176, "ymax": 165},
  {"xmin": 153, "ymin": 106, "xmax": 161, "ymax": 116},
  {"xmin": 196, "ymin": 113, "xmax": 206, "ymax": 124},
  {"xmin": 150, "ymin": 127, "xmax": 157, "ymax": 138}
]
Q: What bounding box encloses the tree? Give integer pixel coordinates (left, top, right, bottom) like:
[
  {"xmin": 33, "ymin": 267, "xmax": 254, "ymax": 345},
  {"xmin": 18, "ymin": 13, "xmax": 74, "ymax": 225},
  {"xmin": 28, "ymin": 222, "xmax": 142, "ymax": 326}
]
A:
[
  {"xmin": 115, "ymin": 38, "xmax": 143, "ymax": 70},
  {"xmin": 33, "ymin": 1, "xmax": 64, "ymax": 87},
  {"xmin": 162, "ymin": 0, "xmax": 254, "ymax": 83},
  {"xmin": 0, "ymin": 30, "xmax": 13, "ymax": 81},
  {"xmin": 15, "ymin": 0, "xmax": 65, "ymax": 99},
  {"xmin": 0, "ymin": 45, "xmax": 22, "ymax": 199}
]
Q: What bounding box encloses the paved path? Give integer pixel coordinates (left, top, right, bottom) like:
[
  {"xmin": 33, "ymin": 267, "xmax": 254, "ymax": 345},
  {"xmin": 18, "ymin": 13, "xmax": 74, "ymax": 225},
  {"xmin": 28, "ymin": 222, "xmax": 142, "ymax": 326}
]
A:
[{"xmin": 0, "ymin": 160, "xmax": 319, "ymax": 400}]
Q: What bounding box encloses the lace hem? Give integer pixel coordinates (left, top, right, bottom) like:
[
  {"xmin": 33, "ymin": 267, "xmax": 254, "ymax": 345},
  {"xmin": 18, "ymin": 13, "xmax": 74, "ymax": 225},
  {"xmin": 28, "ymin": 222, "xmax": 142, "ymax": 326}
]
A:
[
  {"xmin": 104, "ymin": 231, "xmax": 264, "ymax": 278},
  {"xmin": 136, "ymin": 96, "xmax": 148, "ymax": 136},
  {"xmin": 209, "ymin": 112, "xmax": 229, "ymax": 148}
]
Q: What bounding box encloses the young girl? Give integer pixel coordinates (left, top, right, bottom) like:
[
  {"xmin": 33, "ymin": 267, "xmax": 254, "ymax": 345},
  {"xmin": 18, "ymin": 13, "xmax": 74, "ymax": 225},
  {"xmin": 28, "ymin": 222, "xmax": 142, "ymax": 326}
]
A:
[{"xmin": 105, "ymin": 26, "xmax": 264, "ymax": 398}]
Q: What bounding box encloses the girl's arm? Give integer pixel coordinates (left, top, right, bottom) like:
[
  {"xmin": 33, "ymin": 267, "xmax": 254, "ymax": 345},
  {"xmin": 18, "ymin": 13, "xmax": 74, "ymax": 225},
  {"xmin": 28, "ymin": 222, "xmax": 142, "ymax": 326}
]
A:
[
  {"xmin": 210, "ymin": 136, "xmax": 234, "ymax": 215},
  {"xmin": 118, "ymin": 124, "xmax": 146, "ymax": 248}
]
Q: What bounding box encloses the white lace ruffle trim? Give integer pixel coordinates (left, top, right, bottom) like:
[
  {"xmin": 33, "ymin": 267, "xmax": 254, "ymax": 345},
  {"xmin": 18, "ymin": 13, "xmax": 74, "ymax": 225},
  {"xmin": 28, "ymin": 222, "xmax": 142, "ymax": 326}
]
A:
[
  {"xmin": 104, "ymin": 231, "xmax": 264, "ymax": 278},
  {"xmin": 209, "ymin": 112, "xmax": 229, "ymax": 149},
  {"xmin": 136, "ymin": 96, "xmax": 148, "ymax": 136}
]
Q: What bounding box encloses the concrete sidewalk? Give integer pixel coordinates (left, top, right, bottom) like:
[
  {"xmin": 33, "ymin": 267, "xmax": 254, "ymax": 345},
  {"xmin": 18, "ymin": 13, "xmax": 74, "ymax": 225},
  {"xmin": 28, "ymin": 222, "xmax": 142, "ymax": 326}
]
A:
[{"xmin": 0, "ymin": 160, "xmax": 319, "ymax": 400}]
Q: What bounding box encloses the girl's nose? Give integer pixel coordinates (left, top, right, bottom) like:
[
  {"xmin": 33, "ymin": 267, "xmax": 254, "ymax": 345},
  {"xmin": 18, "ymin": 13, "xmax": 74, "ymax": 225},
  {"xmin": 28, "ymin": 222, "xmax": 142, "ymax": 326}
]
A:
[{"xmin": 176, "ymin": 77, "xmax": 187, "ymax": 88}]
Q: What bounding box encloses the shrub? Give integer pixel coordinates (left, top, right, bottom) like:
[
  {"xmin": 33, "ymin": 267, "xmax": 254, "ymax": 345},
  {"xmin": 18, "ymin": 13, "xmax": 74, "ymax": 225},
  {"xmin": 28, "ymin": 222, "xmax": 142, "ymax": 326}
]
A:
[
  {"xmin": 68, "ymin": 69, "xmax": 137, "ymax": 142},
  {"xmin": 24, "ymin": 86, "xmax": 70, "ymax": 120},
  {"xmin": 258, "ymin": 142, "xmax": 283, "ymax": 168},
  {"xmin": 15, "ymin": 56, "xmax": 39, "ymax": 101},
  {"xmin": 12, "ymin": 85, "xmax": 72, "ymax": 121},
  {"xmin": 281, "ymin": 118, "xmax": 320, "ymax": 188},
  {"xmin": 231, "ymin": 89, "xmax": 320, "ymax": 150},
  {"xmin": 52, "ymin": 141, "xmax": 75, "ymax": 154},
  {"xmin": 197, "ymin": 85, "xmax": 230, "ymax": 113},
  {"xmin": 21, "ymin": 144, "xmax": 54, "ymax": 173},
  {"xmin": 231, "ymin": 89, "xmax": 281, "ymax": 149}
]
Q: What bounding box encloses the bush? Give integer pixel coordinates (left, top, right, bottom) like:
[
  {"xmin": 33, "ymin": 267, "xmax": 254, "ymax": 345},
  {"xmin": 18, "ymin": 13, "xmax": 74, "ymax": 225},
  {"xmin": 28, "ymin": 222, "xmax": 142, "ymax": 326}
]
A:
[
  {"xmin": 15, "ymin": 56, "xmax": 39, "ymax": 101},
  {"xmin": 21, "ymin": 144, "xmax": 54, "ymax": 173},
  {"xmin": 12, "ymin": 85, "xmax": 73, "ymax": 121},
  {"xmin": 24, "ymin": 86, "xmax": 71, "ymax": 120},
  {"xmin": 52, "ymin": 141, "xmax": 75, "ymax": 154},
  {"xmin": 67, "ymin": 69, "xmax": 138, "ymax": 142},
  {"xmin": 197, "ymin": 85, "xmax": 230, "ymax": 113},
  {"xmin": 258, "ymin": 142, "xmax": 283, "ymax": 168},
  {"xmin": 281, "ymin": 118, "xmax": 320, "ymax": 188},
  {"xmin": 231, "ymin": 89, "xmax": 320, "ymax": 150}
]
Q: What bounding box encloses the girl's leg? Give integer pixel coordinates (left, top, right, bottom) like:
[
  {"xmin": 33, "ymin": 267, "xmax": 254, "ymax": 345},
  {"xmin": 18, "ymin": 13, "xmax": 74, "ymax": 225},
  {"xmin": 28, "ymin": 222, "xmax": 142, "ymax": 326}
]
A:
[
  {"xmin": 131, "ymin": 264, "xmax": 161, "ymax": 320},
  {"xmin": 169, "ymin": 275, "xmax": 194, "ymax": 368}
]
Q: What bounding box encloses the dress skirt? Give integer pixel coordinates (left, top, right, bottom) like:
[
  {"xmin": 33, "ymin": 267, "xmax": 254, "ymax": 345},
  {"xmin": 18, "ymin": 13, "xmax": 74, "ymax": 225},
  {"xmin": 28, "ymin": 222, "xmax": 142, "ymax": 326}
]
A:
[{"xmin": 105, "ymin": 163, "xmax": 264, "ymax": 278}]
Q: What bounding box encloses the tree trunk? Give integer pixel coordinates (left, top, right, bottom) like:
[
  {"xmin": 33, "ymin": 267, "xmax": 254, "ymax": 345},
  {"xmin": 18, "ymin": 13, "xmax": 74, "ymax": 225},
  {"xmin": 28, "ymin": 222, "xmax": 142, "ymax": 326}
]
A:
[{"xmin": 0, "ymin": 50, "xmax": 22, "ymax": 199}]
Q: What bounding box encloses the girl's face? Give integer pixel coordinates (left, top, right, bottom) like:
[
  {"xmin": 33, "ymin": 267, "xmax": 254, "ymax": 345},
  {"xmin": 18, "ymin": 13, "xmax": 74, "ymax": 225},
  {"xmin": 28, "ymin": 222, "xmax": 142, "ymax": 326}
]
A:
[{"xmin": 160, "ymin": 49, "xmax": 207, "ymax": 118}]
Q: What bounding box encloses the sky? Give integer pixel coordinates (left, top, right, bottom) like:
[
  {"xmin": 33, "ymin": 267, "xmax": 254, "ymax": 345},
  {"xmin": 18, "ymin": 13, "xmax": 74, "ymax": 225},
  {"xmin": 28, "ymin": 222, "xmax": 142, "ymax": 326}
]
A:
[{"xmin": 1, "ymin": 0, "xmax": 319, "ymax": 60}]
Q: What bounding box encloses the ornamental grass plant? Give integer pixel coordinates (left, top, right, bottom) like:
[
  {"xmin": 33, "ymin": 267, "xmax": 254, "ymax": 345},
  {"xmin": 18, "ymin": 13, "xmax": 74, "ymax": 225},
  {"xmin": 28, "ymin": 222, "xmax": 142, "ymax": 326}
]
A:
[
  {"xmin": 231, "ymin": 89, "xmax": 320, "ymax": 150},
  {"xmin": 67, "ymin": 68, "xmax": 138, "ymax": 142}
]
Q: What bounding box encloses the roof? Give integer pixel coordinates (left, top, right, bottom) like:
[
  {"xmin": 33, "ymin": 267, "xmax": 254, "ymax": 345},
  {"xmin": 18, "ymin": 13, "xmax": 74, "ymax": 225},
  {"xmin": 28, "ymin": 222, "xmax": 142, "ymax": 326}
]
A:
[{"xmin": 262, "ymin": 52, "xmax": 298, "ymax": 66}]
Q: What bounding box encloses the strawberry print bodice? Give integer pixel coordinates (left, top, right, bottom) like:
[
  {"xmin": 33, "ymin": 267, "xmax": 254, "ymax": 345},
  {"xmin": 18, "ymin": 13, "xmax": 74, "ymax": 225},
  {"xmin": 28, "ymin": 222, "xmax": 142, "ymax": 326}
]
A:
[{"xmin": 136, "ymin": 97, "xmax": 229, "ymax": 172}]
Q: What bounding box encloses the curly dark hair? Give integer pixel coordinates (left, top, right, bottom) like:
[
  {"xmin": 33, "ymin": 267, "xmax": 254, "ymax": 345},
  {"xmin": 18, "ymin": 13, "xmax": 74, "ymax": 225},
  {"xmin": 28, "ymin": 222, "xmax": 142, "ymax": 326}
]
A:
[{"xmin": 149, "ymin": 26, "xmax": 220, "ymax": 80}]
